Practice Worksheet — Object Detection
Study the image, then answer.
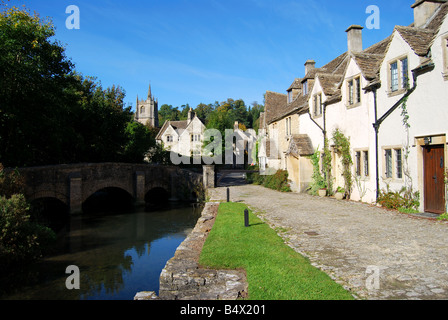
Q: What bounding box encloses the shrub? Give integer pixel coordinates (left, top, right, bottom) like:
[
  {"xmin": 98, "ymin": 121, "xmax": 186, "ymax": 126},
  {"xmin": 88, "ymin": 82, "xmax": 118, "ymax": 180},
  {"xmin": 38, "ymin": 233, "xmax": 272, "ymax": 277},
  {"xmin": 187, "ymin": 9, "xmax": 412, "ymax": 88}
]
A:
[
  {"xmin": 377, "ymin": 186, "xmax": 420, "ymax": 211},
  {"xmin": 0, "ymin": 194, "xmax": 56, "ymax": 271},
  {"xmin": 246, "ymin": 168, "xmax": 291, "ymax": 192}
]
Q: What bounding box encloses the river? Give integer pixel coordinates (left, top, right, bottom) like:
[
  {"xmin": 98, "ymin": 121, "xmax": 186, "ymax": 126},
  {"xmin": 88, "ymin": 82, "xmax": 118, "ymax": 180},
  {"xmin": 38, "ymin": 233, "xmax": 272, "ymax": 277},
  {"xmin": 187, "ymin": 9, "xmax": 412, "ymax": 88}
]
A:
[{"xmin": 0, "ymin": 204, "xmax": 202, "ymax": 300}]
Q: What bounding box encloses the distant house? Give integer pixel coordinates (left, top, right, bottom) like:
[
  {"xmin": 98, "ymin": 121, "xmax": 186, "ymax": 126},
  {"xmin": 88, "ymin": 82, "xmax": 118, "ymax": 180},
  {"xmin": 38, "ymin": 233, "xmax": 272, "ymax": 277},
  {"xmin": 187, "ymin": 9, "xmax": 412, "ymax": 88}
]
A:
[
  {"xmin": 156, "ymin": 108, "xmax": 206, "ymax": 158},
  {"xmin": 260, "ymin": 0, "xmax": 448, "ymax": 214}
]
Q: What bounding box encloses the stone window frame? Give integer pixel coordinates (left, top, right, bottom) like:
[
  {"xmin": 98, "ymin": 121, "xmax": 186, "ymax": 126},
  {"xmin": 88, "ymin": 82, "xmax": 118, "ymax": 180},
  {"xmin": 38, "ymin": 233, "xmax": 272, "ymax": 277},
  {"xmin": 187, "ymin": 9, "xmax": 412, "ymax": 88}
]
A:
[
  {"xmin": 313, "ymin": 92, "xmax": 323, "ymax": 118},
  {"xmin": 443, "ymin": 34, "xmax": 448, "ymax": 80},
  {"xmin": 382, "ymin": 146, "xmax": 404, "ymax": 181},
  {"xmin": 166, "ymin": 135, "xmax": 173, "ymax": 143},
  {"xmin": 191, "ymin": 134, "xmax": 201, "ymax": 142},
  {"xmin": 354, "ymin": 148, "xmax": 369, "ymax": 178},
  {"xmin": 346, "ymin": 74, "xmax": 362, "ymax": 109},
  {"xmin": 387, "ymin": 55, "xmax": 409, "ymax": 97},
  {"xmin": 285, "ymin": 117, "xmax": 292, "ymax": 137}
]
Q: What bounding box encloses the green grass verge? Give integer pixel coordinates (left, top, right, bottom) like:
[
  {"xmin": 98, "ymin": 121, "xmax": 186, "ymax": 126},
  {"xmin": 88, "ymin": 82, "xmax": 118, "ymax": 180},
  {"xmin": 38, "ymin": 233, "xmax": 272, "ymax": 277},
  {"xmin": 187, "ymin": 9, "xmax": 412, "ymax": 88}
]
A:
[{"xmin": 199, "ymin": 202, "xmax": 354, "ymax": 300}]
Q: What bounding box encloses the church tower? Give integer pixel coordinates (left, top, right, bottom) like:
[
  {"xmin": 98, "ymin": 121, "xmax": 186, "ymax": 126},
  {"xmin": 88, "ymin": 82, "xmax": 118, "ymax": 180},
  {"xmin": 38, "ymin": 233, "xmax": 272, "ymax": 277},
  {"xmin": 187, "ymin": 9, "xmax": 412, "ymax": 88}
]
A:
[{"xmin": 134, "ymin": 83, "xmax": 159, "ymax": 128}]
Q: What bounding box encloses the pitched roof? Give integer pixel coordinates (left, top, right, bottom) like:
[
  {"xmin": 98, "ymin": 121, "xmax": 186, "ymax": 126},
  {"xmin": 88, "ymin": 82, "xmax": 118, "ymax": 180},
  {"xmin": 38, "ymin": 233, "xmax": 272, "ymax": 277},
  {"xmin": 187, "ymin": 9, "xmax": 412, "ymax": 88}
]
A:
[
  {"xmin": 264, "ymin": 91, "xmax": 288, "ymax": 124},
  {"xmin": 286, "ymin": 134, "xmax": 314, "ymax": 158},
  {"xmin": 263, "ymin": 1, "xmax": 448, "ymax": 123},
  {"xmin": 395, "ymin": 26, "xmax": 435, "ymax": 56}
]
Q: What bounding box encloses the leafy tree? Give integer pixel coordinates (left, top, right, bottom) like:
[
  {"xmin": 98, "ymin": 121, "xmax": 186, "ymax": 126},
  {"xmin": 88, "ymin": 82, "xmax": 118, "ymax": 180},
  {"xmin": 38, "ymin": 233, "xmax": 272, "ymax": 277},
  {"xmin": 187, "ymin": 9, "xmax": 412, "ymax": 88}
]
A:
[
  {"xmin": 0, "ymin": 163, "xmax": 55, "ymax": 271},
  {"xmin": 122, "ymin": 121, "xmax": 157, "ymax": 163},
  {"xmin": 0, "ymin": 4, "xmax": 75, "ymax": 166}
]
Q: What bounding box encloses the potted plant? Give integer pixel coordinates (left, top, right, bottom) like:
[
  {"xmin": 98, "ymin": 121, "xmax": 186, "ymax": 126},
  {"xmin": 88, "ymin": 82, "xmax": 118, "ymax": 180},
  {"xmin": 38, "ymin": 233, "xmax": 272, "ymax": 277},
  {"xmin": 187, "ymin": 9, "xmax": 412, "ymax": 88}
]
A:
[
  {"xmin": 335, "ymin": 186, "xmax": 345, "ymax": 200},
  {"xmin": 318, "ymin": 188, "xmax": 327, "ymax": 197}
]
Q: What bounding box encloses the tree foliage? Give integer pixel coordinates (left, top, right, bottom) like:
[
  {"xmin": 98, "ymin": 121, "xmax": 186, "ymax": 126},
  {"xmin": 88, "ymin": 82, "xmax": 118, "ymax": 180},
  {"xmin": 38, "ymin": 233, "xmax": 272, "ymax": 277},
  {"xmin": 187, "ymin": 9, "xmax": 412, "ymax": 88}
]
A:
[{"xmin": 0, "ymin": 5, "xmax": 154, "ymax": 167}]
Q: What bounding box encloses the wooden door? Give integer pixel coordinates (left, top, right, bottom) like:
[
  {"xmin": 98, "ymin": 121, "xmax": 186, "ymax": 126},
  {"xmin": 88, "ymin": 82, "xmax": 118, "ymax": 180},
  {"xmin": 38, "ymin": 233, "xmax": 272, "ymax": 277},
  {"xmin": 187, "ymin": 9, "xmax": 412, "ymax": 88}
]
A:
[{"xmin": 424, "ymin": 145, "xmax": 445, "ymax": 214}]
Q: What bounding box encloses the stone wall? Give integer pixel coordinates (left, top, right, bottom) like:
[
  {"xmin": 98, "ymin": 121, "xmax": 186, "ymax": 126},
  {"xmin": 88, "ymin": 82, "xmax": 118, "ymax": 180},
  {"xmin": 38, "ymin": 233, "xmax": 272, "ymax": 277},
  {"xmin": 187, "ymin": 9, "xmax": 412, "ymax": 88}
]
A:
[{"xmin": 135, "ymin": 202, "xmax": 248, "ymax": 300}]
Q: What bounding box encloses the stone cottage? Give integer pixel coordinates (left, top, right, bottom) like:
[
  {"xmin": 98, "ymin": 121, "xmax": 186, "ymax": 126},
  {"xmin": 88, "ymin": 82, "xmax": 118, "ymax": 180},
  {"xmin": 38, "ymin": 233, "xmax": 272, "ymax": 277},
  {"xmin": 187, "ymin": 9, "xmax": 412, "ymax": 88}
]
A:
[{"xmin": 260, "ymin": 0, "xmax": 448, "ymax": 214}]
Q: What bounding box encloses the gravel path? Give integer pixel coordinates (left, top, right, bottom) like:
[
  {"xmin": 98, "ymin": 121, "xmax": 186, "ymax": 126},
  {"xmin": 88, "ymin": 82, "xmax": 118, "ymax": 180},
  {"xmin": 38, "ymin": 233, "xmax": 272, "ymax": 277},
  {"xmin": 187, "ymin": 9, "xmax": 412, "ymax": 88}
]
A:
[{"xmin": 208, "ymin": 184, "xmax": 448, "ymax": 300}]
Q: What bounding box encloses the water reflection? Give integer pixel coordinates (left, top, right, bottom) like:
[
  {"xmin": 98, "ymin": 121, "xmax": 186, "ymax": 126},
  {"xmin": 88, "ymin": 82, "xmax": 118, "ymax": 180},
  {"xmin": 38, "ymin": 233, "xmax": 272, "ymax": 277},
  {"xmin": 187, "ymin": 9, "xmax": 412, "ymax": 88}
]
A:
[{"xmin": 0, "ymin": 204, "xmax": 202, "ymax": 300}]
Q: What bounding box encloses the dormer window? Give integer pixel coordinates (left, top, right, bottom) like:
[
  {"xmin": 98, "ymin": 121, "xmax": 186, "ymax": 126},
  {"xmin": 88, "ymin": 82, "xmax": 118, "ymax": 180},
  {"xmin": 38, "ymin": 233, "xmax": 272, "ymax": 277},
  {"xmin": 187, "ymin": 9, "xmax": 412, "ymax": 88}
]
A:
[
  {"xmin": 287, "ymin": 91, "xmax": 293, "ymax": 103},
  {"xmin": 313, "ymin": 93, "xmax": 322, "ymax": 117},
  {"xmin": 443, "ymin": 36, "xmax": 448, "ymax": 80},
  {"xmin": 302, "ymin": 81, "xmax": 308, "ymax": 95},
  {"xmin": 347, "ymin": 75, "xmax": 361, "ymax": 108},
  {"xmin": 388, "ymin": 56, "xmax": 409, "ymax": 94}
]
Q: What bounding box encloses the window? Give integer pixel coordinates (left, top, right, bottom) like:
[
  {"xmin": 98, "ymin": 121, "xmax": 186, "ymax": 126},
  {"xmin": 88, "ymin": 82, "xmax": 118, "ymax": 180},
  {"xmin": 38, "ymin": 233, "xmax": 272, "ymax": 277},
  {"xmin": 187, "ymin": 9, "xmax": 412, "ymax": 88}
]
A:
[
  {"xmin": 140, "ymin": 106, "xmax": 145, "ymax": 114},
  {"xmin": 303, "ymin": 81, "xmax": 308, "ymax": 95},
  {"xmin": 348, "ymin": 79, "xmax": 354, "ymax": 105},
  {"xmin": 384, "ymin": 147, "xmax": 403, "ymax": 179},
  {"xmin": 355, "ymin": 151, "xmax": 361, "ymax": 176},
  {"xmin": 385, "ymin": 149, "xmax": 393, "ymax": 178},
  {"xmin": 389, "ymin": 57, "xmax": 409, "ymax": 93},
  {"xmin": 356, "ymin": 77, "xmax": 361, "ymax": 104},
  {"xmin": 313, "ymin": 93, "xmax": 322, "ymax": 117},
  {"xmin": 287, "ymin": 91, "xmax": 292, "ymax": 103},
  {"xmin": 166, "ymin": 135, "xmax": 173, "ymax": 143},
  {"xmin": 363, "ymin": 151, "xmax": 369, "ymax": 177},
  {"xmin": 355, "ymin": 150, "xmax": 369, "ymax": 177},
  {"xmin": 347, "ymin": 76, "xmax": 361, "ymax": 107},
  {"xmin": 443, "ymin": 37, "xmax": 448, "ymax": 79},
  {"xmin": 395, "ymin": 149, "xmax": 403, "ymax": 179},
  {"xmin": 285, "ymin": 117, "xmax": 292, "ymax": 136},
  {"xmin": 390, "ymin": 62, "xmax": 399, "ymax": 92},
  {"xmin": 401, "ymin": 57, "xmax": 409, "ymax": 89},
  {"xmin": 191, "ymin": 134, "xmax": 201, "ymax": 142}
]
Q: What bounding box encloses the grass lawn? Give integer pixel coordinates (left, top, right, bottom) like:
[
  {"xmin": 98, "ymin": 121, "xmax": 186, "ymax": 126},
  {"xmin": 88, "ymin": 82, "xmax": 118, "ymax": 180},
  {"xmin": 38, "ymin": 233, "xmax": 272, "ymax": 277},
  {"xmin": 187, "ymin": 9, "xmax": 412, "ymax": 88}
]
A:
[{"xmin": 199, "ymin": 202, "xmax": 354, "ymax": 300}]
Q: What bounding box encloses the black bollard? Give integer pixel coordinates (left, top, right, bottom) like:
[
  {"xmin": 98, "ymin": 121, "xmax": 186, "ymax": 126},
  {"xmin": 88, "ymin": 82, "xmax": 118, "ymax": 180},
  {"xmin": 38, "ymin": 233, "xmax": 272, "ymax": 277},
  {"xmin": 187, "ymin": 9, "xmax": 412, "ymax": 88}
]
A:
[
  {"xmin": 227, "ymin": 187, "xmax": 230, "ymax": 202},
  {"xmin": 244, "ymin": 209, "xmax": 249, "ymax": 227}
]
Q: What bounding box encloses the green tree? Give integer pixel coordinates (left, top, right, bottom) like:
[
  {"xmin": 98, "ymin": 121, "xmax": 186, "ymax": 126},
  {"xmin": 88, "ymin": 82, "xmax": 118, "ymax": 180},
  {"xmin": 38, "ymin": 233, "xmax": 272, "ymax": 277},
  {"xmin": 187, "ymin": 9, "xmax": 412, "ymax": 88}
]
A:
[
  {"xmin": 0, "ymin": 164, "xmax": 55, "ymax": 271},
  {"xmin": 0, "ymin": 5, "xmax": 75, "ymax": 166},
  {"xmin": 122, "ymin": 121, "xmax": 157, "ymax": 163}
]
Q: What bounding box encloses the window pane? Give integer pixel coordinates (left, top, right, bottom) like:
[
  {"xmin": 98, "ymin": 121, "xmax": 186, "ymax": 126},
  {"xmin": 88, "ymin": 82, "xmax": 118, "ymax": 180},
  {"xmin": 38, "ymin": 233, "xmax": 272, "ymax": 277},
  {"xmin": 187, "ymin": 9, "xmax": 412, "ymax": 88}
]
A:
[
  {"xmin": 319, "ymin": 94, "xmax": 322, "ymax": 114},
  {"xmin": 391, "ymin": 62, "xmax": 398, "ymax": 91},
  {"xmin": 396, "ymin": 149, "xmax": 403, "ymax": 179},
  {"xmin": 401, "ymin": 58, "xmax": 408, "ymax": 89},
  {"xmin": 356, "ymin": 77, "xmax": 361, "ymax": 103},
  {"xmin": 348, "ymin": 80, "xmax": 354, "ymax": 105},
  {"xmin": 363, "ymin": 151, "xmax": 369, "ymax": 176},
  {"xmin": 385, "ymin": 149, "xmax": 392, "ymax": 178},
  {"xmin": 356, "ymin": 151, "xmax": 361, "ymax": 176}
]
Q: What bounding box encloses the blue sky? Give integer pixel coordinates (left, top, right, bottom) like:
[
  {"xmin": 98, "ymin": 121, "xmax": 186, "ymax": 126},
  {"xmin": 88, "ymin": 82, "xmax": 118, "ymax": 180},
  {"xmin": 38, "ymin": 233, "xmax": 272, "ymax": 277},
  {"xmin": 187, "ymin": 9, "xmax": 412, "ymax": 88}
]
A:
[{"xmin": 9, "ymin": 0, "xmax": 415, "ymax": 111}]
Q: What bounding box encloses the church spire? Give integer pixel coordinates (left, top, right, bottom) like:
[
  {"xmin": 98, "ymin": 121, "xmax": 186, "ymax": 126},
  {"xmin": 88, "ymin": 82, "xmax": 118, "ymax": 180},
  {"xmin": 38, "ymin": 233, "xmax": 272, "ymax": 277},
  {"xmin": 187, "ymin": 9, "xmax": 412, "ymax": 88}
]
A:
[{"xmin": 148, "ymin": 83, "xmax": 152, "ymax": 100}]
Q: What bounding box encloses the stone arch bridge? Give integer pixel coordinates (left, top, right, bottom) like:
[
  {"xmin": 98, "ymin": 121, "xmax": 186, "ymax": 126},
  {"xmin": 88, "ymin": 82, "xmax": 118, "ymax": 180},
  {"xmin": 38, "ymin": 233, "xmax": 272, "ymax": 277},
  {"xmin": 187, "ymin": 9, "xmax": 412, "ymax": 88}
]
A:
[{"xmin": 14, "ymin": 163, "xmax": 203, "ymax": 214}]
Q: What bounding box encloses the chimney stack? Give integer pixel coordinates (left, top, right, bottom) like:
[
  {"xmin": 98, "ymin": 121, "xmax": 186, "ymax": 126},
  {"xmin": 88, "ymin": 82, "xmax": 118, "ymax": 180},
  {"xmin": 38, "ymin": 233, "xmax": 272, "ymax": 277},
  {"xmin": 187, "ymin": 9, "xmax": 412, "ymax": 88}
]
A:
[
  {"xmin": 304, "ymin": 60, "xmax": 316, "ymax": 75},
  {"xmin": 346, "ymin": 25, "xmax": 363, "ymax": 53},
  {"xmin": 411, "ymin": 0, "xmax": 447, "ymax": 28}
]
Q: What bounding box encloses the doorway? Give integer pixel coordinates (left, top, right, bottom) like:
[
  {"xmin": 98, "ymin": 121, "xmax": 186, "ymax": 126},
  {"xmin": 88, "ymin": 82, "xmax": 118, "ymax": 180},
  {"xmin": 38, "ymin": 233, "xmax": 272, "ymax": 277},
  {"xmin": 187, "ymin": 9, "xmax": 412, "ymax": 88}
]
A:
[{"xmin": 423, "ymin": 145, "xmax": 445, "ymax": 214}]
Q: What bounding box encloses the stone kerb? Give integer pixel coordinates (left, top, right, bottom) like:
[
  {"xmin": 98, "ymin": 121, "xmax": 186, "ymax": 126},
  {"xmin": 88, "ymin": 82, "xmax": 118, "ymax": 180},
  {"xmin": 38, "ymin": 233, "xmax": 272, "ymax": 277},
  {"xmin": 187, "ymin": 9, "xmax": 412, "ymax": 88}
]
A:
[{"xmin": 135, "ymin": 202, "xmax": 248, "ymax": 300}]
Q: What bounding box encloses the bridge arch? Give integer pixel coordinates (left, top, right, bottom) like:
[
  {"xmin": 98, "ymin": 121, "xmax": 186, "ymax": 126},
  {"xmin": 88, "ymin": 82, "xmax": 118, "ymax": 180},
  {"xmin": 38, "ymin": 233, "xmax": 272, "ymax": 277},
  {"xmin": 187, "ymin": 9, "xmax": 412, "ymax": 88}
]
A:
[
  {"xmin": 28, "ymin": 190, "xmax": 69, "ymax": 206},
  {"xmin": 82, "ymin": 186, "xmax": 134, "ymax": 214},
  {"xmin": 82, "ymin": 181, "xmax": 134, "ymax": 204}
]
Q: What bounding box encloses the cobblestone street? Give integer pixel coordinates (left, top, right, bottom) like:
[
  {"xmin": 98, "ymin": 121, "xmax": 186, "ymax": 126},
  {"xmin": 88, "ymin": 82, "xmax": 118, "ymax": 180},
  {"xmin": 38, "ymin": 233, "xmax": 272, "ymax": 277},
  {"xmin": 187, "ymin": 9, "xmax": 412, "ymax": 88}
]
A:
[{"xmin": 208, "ymin": 184, "xmax": 448, "ymax": 300}]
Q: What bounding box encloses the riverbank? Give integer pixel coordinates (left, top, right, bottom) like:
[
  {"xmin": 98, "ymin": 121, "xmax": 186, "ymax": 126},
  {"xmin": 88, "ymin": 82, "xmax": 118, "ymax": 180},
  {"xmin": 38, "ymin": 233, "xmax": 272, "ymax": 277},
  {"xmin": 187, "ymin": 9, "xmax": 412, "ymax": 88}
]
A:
[{"xmin": 135, "ymin": 202, "xmax": 248, "ymax": 300}]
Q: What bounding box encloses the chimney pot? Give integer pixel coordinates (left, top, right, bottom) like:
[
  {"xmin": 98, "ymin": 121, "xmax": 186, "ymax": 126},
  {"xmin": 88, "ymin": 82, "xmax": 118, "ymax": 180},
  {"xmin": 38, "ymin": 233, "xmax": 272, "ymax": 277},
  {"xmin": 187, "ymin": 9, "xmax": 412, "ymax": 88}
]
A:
[{"xmin": 346, "ymin": 25, "xmax": 363, "ymax": 53}]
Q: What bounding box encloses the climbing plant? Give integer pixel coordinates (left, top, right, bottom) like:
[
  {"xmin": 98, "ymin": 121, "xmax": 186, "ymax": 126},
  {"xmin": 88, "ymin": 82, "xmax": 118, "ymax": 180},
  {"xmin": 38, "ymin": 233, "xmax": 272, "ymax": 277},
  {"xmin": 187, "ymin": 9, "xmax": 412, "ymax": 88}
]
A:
[
  {"xmin": 307, "ymin": 148, "xmax": 326, "ymax": 195},
  {"xmin": 323, "ymin": 138, "xmax": 333, "ymax": 195},
  {"xmin": 332, "ymin": 129, "xmax": 353, "ymax": 199}
]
